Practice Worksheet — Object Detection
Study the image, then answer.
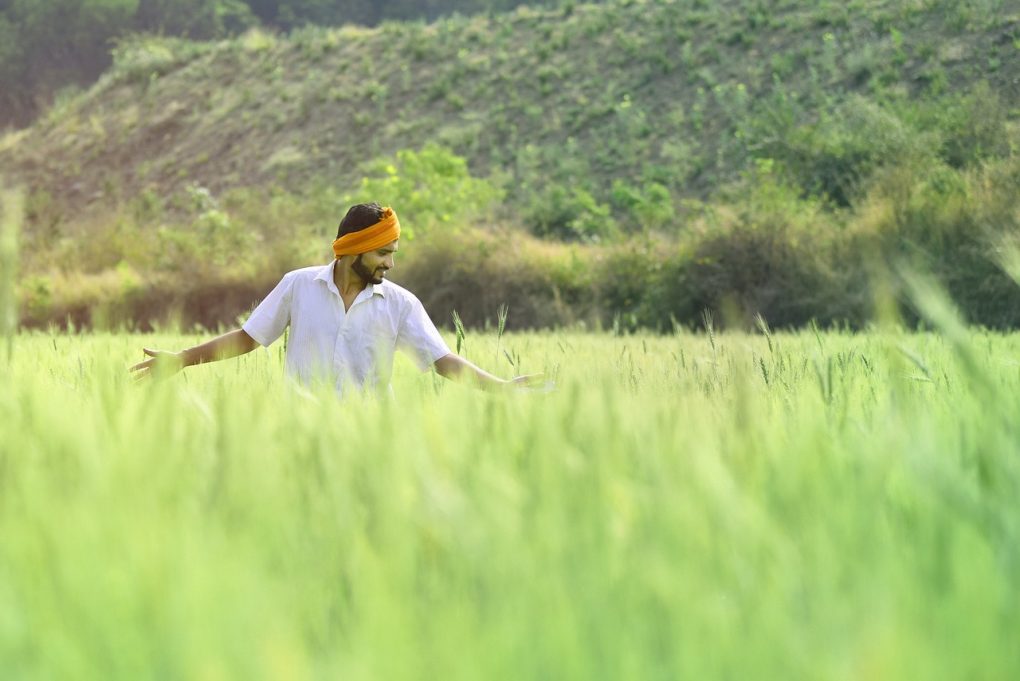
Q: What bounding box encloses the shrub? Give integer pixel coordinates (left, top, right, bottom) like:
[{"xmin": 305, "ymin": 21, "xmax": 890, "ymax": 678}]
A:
[
  {"xmin": 523, "ymin": 184, "xmax": 614, "ymax": 242},
  {"xmin": 667, "ymin": 224, "xmax": 845, "ymax": 329},
  {"xmin": 610, "ymin": 180, "xmax": 675, "ymax": 232},
  {"xmin": 344, "ymin": 145, "xmax": 504, "ymax": 238},
  {"xmin": 594, "ymin": 241, "xmax": 667, "ymax": 331},
  {"xmin": 645, "ymin": 167, "xmax": 852, "ymax": 329},
  {"xmin": 757, "ymin": 96, "xmax": 935, "ymax": 207},
  {"xmin": 853, "ymin": 154, "xmax": 1020, "ymax": 328},
  {"xmin": 904, "ymin": 83, "xmax": 1011, "ymax": 169},
  {"xmin": 396, "ymin": 227, "xmax": 599, "ymax": 330}
]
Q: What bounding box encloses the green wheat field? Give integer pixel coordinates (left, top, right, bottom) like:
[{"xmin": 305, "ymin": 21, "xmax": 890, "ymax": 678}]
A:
[{"xmin": 1, "ymin": 317, "xmax": 1019, "ymax": 679}]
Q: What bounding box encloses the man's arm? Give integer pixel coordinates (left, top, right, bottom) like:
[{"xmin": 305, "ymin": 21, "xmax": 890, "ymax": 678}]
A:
[
  {"xmin": 433, "ymin": 353, "xmax": 542, "ymax": 392},
  {"xmin": 131, "ymin": 328, "xmax": 260, "ymax": 379},
  {"xmin": 395, "ymin": 294, "xmax": 543, "ymax": 392}
]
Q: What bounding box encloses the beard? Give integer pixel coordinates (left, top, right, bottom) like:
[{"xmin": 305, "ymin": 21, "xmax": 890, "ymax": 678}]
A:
[{"xmin": 352, "ymin": 255, "xmax": 386, "ymax": 285}]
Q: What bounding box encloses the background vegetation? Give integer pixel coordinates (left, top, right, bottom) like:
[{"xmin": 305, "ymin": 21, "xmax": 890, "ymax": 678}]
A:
[
  {"xmin": 1, "ymin": 0, "xmax": 1018, "ymax": 330},
  {"xmin": 0, "ymin": 0, "xmax": 565, "ymax": 128}
]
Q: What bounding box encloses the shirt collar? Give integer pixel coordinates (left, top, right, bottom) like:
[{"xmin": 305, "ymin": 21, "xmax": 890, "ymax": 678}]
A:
[{"xmin": 315, "ymin": 260, "xmax": 387, "ymax": 298}]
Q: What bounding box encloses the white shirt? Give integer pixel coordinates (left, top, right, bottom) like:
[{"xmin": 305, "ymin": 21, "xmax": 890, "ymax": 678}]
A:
[{"xmin": 242, "ymin": 261, "xmax": 451, "ymax": 394}]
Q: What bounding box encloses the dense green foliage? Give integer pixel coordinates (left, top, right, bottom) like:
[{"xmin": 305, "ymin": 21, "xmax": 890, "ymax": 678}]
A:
[
  {"xmin": 0, "ymin": 0, "xmax": 561, "ymax": 127},
  {"xmin": 2, "ymin": 320, "xmax": 1020, "ymax": 678}
]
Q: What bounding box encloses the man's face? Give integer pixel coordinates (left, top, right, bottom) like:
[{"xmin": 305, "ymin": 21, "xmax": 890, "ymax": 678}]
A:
[{"xmin": 352, "ymin": 239, "xmax": 398, "ymax": 285}]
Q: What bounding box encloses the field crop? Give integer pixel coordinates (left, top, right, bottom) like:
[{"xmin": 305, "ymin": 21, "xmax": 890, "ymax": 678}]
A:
[{"xmin": 1, "ymin": 327, "xmax": 1019, "ymax": 679}]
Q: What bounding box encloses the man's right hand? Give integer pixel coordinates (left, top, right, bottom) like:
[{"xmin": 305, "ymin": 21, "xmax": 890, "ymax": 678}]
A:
[
  {"xmin": 128, "ymin": 329, "xmax": 260, "ymax": 381},
  {"xmin": 130, "ymin": 348, "xmax": 185, "ymax": 381}
]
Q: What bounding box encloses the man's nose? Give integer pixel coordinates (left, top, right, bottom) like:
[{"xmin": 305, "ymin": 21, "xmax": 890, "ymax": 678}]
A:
[{"xmin": 384, "ymin": 255, "xmax": 394, "ymax": 269}]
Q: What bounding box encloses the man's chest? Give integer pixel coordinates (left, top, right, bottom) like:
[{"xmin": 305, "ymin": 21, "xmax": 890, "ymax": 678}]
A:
[
  {"xmin": 339, "ymin": 290, "xmax": 360, "ymax": 313},
  {"xmin": 291, "ymin": 287, "xmax": 401, "ymax": 347}
]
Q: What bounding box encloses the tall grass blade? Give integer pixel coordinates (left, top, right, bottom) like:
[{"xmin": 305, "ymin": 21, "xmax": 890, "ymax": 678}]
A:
[
  {"xmin": 0, "ymin": 186, "xmax": 22, "ymax": 362},
  {"xmin": 995, "ymin": 235, "xmax": 1020, "ymax": 287},
  {"xmin": 754, "ymin": 312, "xmax": 774, "ymax": 355},
  {"xmin": 451, "ymin": 309, "xmax": 466, "ymax": 355},
  {"xmin": 900, "ymin": 267, "xmax": 996, "ymax": 401},
  {"xmin": 495, "ymin": 303, "xmax": 509, "ymax": 363}
]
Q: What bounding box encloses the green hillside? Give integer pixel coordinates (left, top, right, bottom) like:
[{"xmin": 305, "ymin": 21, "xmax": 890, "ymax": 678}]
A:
[{"xmin": 1, "ymin": 0, "xmax": 1018, "ymax": 330}]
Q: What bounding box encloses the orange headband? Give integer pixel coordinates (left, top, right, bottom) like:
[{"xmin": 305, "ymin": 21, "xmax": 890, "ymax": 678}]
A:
[{"xmin": 332, "ymin": 207, "xmax": 401, "ymax": 257}]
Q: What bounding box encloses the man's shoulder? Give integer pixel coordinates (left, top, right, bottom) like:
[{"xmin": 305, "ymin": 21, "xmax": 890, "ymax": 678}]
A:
[
  {"xmin": 378, "ymin": 279, "xmax": 423, "ymax": 305},
  {"xmin": 273, "ymin": 263, "xmax": 332, "ymax": 294},
  {"xmin": 282, "ymin": 264, "xmax": 329, "ymax": 281}
]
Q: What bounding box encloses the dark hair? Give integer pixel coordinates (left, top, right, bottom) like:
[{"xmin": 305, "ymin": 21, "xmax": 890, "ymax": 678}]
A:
[{"xmin": 336, "ymin": 202, "xmax": 385, "ymax": 239}]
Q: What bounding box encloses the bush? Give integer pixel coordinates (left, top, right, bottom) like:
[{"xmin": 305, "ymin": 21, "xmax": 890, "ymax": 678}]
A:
[
  {"xmin": 395, "ymin": 227, "xmax": 599, "ymax": 330},
  {"xmin": 853, "ymin": 154, "xmax": 1020, "ymax": 327},
  {"xmin": 344, "ymin": 145, "xmax": 504, "ymax": 238},
  {"xmin": 899, "ymin": 83, "xmax": 1012, "ymax": 169},
  {"xmin": 644, "ymin": 166, "xmax": 854, "ymax": 329},
  {"xmin": 610, "ymin": 180, "xmax": 675, "ymax": 232},
  {"xmin": 523, "ymin": 184, "xmax": 614, "ymax": 242},
  {"xmin": 664, "ymin": 224, "xmax": 844, "ymax": 329},
  {"xmin": 744, "ymin": 83, "xmax": 1014, "ymax": 210},
  {"xmin": 758, "ymin": 96, "xmax": 934, "ymax": 207},
  {"xmin": 594, "ymin": 241, "xmax": 668, "ymax": 331}
]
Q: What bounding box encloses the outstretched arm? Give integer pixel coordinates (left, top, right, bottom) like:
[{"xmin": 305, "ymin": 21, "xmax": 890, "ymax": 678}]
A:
[
  {"xmin": 433, "ymin": 353, "xmax": 543, "ymax": 392},
  {"xmin": 131, "ymin": 328, "xmax": 260, "ymax": 380}
]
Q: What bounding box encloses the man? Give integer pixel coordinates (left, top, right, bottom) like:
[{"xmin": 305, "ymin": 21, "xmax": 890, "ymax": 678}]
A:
[{"xmin": 132, "ymin": 203, "xmax": 538, "ymax": 394}]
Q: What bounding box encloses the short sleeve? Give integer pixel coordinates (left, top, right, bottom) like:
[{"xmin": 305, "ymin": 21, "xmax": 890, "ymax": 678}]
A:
[
  {"xmin": 396, "ymin": 295, "xmax": 451, "ymax": 371},
  {"xmin": 242, "ymin": 273, "xmax": 295, "ymax": 347}
]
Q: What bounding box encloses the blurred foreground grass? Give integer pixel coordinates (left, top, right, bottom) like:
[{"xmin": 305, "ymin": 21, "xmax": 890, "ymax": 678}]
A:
[{"xmin": 1, "ymin": 329, "xmax": 1019, "ymax": 679}]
